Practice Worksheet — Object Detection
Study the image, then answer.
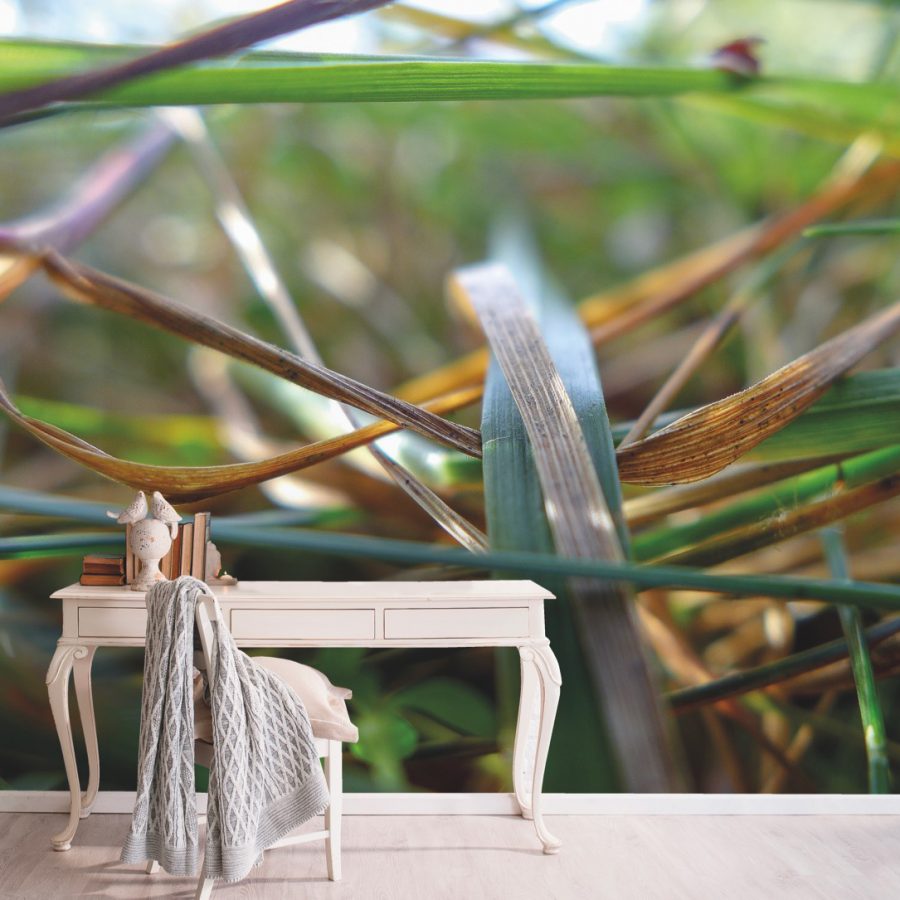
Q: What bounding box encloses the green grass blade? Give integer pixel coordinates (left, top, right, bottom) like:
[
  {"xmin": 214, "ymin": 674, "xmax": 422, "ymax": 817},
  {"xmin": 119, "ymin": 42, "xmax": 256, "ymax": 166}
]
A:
[
  {"xmin": 479, "ymin": 235, "xmax": 620, "ymax": 792},
  {"xmin": 681, "ymin": 91, "xmax": 900, "ymax": 155},
  {"xmin": 0, "ymin": 532, "xmax": 122, "ymax": 557},
  {"xmin": 633, "ymin": 445, "xmax": 900, "ymax": 563},
  {"xmin": 668, "ymin": 615, "xmax": 900, "ymax": 713},
  {"xmin": 15, "ymin": 395, "xmax": 221, "ymax": 464},
  {"xmin": 3, "ymin": 515, "xmax": 900, "ymax": 610},
  {"xmin": 3, "ymin": 38, "xmax": 896, "ymax": 110},
  {"xmin": 747, "ymin": 369, "xmax": 900, "ymax": 463},
  {"xmin": 0, "ymin": 1, "xmax": 392, "ymax": 122},
  {"xmin": 805, "ymin": 219, "xmax": 900, "ymax": 237},
  {"xmin": 821, "ymin": 526, "xmax": 891, "ymax": 793},
  {"xmin": 480, "ymin": 225, "xmax": 680, "ymax": 790},
  {"xmin": 0, "ymin": 484, "xmax": 346, "ymax": 527},
  {"xmin": 0, "ymin": 40, "xmax": 740, "ymax": 106}
]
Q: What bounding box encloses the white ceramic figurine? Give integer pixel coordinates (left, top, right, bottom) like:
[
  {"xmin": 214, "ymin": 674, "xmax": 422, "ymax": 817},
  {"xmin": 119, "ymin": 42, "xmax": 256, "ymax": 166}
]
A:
[{"xmin": 108, "ymin": 490, "xmax": 182, "ymax": 591}]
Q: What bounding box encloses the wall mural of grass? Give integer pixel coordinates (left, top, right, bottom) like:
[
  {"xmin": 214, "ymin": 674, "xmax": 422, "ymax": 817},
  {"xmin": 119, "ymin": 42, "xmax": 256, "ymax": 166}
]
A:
[{"xmin": 1, "ymin": 0, "xmax": 899, "ymax": 795}]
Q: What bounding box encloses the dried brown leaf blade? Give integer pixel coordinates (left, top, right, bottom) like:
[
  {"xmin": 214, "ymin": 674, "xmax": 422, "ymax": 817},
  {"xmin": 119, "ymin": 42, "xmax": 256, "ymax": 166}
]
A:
[
  {"xmin": 617, "ymin": 299, "xmax": 900, "ymax": 485},
  {"xmin": 0, "ymin": 375, "xmax": 480, "ymax": 503},
  {"xmin": 20, "ymin": 247, "xmax": 481, "ymax": 458}
]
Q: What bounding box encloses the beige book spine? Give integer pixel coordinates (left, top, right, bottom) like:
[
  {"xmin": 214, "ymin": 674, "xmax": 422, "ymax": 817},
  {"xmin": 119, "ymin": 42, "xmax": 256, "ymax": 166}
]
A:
[
  {"xmin": 125, "ymin": 524, "xmax": 135, "ymax": 584},
  {"xmin": 191, "ymin": 513, "xmax": 209, "ymax": 580},
  {"xmin": 180, "ymin": 523, "xmax": 194, "ymax": 576}
]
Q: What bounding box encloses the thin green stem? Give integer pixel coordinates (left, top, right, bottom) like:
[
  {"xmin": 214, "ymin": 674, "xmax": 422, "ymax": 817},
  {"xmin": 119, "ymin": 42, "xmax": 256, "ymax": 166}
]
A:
[
  {"xmin": 7, "ymin": 521, "xmax": 900, "ymax": 609},
  {"xmin": 667, "ymin": 616, "xmax": 900, "ymax": 713},
  {"xmin": 804, "ymin": 219, "xmax": 900, "ymax": 238},
  {"xmin": 821, "ymin": 526, "xmax": 891, "ymax": 793},
  {"xmin": 633, "ymin": 445, "xmax": 900, "ymax": 562}
]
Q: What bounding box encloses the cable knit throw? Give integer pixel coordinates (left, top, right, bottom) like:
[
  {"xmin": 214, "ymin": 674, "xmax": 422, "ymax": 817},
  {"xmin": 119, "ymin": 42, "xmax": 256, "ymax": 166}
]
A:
[{"xmin": 121, "ymin": 576, "xmax": 329, "ymax": 882}]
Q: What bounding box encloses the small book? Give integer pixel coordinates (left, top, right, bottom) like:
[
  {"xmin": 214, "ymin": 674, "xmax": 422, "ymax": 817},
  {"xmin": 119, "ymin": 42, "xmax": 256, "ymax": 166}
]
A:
[
  {"xmin": 191, "ymin": 512, "xmax": 209, "ymax": 580},
  {"xmin": 80, "ymin": 573, "xmax": 127, "ymax": 586},
  {"xmin": 160, "ymin": 530, "xmax": 174, "ymax": 580},
  {"xmin": 179, "ymin": 523, "xmax": 194, "ymax": 576},
  {"xmin": 83, "ymin": 563, "xmax": 126, "ymax": 575},
  {"xmin": 169, "ymin": 525, "xmax": 185, "ymax": 579},
  {"xmin": 83, "ymin": 555, "xmax": 125, "ymax": 573},
  {"xmin": 125, "ymin": 524, "xmax": 135, "ymax": 583}
]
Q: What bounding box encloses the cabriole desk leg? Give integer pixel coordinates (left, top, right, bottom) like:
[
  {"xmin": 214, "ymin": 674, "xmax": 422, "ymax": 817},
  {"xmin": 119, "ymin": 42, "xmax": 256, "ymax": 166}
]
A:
[
  {"xmin": 520, "ymin": 640, "xmax": 562, "ymax": 855},
  {"xmin": 46, "ymin": 643, "xmax": 89, "ymax": 850},
  {"xmin": 513, "ymin": 647, "xmax": 540, "ymax": 820},
  {"xmin": 73, "ymin": 646, "xmax": 99, "ymax": 817}
]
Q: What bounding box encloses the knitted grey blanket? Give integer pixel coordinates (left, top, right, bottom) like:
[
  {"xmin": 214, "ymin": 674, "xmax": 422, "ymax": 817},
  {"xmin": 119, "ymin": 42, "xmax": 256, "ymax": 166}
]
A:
[{"xmin": 121, "ymin": 576, "xmax": 329, "ymax": 882}]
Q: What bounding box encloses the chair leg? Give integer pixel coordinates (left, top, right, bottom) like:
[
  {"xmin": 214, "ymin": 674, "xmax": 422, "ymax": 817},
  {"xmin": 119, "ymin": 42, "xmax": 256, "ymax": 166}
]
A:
[
  {"xmin": 195, "ymin": 876, "xmax": 215, "ymax": 899},
  {"xmin": 145, "ymin": 860, "xmax": 160, "ymax": 875},
  {"xmin": 324, "ymin": 740, "xmax": 342, "ymax": 882}
]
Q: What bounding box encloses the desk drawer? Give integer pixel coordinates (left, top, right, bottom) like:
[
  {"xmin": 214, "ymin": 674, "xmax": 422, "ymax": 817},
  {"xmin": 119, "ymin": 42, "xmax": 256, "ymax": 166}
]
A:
[
  {"xmin": 230, "ymin": 608, "xmax": 375, "ymax": 641},
  {"xmin": 384, "ymin": 607, "xmax": 530, "ymax": 640},
  {"xmin": 79, "ymin": 607, "xmax": 147, "ymax": 638}
]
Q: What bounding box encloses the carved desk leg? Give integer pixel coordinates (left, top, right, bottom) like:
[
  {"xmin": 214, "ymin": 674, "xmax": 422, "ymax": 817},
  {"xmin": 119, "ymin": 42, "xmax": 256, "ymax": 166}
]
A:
[
  {"xmin": 46, "ymin": 643, "xmax": 89, "ymax": 850},
  {"xmin": 73, "ymin": 646, "xmax": 99, "ymax": 818},
  {"xmin": 513, "ymin": 647, "xmax": 540, "ymax": 820},
  {"xmin": 519, "ymin": 640, "xmax": 562, "ymax": 855}
]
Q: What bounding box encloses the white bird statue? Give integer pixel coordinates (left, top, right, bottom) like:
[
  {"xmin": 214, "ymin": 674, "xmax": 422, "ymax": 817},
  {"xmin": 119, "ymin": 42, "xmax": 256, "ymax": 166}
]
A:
[
  {"xmin": 107, "ymin": 490, "xmax": 147, "ymax": 525},
  {"xmin": 107, "ymin": 489, "xmax": 183, "ymax": 591},
  {"xmin": 151, "ymin": 491, "xmax": 182, "ymax": 539}
]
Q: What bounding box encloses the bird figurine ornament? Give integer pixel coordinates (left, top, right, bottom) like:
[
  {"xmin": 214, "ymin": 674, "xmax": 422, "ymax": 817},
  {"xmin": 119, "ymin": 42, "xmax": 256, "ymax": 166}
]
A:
[
  {"xmin": 108, "ymin": 490, "xmax": 182, "ymax": 591},
  {"xmin": 151, "ymin": 491, "xmax": 182, "ymax": 539},
  {"xmin": 108, "ymin": 490, "xmax": 147, "ymax": 525}
]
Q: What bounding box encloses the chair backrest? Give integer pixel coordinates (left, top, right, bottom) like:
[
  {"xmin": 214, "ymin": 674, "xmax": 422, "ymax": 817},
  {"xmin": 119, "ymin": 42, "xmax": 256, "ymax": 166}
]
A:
[{"xmin": 194, "ymin": 587, "xmax": 223, "ymax": 676}]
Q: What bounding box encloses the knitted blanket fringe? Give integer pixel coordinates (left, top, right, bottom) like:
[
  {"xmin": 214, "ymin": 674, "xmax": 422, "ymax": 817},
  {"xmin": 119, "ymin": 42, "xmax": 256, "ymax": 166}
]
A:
[{"xmin": 120, "ymin": 576, "xmax": 329, "ymax": 882}]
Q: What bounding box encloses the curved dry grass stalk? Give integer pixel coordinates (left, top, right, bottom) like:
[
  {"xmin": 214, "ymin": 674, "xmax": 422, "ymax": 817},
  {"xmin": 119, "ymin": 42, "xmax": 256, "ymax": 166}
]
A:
[
  {"xmin": 638, "ymin": 592, "xmax": 808, "ymax": 786},
  {"xmin": 616, "ymin": 298, "xmax": 900, "ymax": 485},
  {"xmin": 188, "ymin": 350, "xmax": 350, "ymax": 510},
  {"xmin": 588, "ymin": 152, "xmax": 896, "ymax": 346},
  {"xmin": 394, "ymin": 160, "xmax": 900, "ymax": 406},
  {"xmin": 617, "ymin": 292, "xmax": 749, "ymax": 448},
  {"xmin": 0, "ymin": 124, "xmax": 176, "ymax": 253},
  {"xmin": 7, "ymin": 244, "xmax": 898, "ymax": 496},
  {"xmin": 452, "ymin": 261, "xmax": 681, "ymax": 793},
  {"xmin": 10, "ymin": 246, "xmax": 481, "ymax": 457},
  {"xmin": 0, "ymin": 254, "xmax": 38, "ymax": 302},
  {"xmin": 0, "ymin": 0, "xmax": 391, "ymax": 124},
  {"xmin": 0, "ymin": 375, "xmax": 481, "ymax": 502},
  {"xmin": 623, "ymin": 457, "xmax": 847, "ymax": 527},
  {"xmin": 169, "ymin": 109, "xmax": 488, "ymax": 550},
  {"xmin": 657, "ymin": 470, "xmax": 900, "ymax": 567},
  {"xmin": 762, "ymin": 692, "xmax": 837, "ymax": 794},
  {"xmin": 0, "ymin": 125, "xmax": 176, "ymax": 302}
]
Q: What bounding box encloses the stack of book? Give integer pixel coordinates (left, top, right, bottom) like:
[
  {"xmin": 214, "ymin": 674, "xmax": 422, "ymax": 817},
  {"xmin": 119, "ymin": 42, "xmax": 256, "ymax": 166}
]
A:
[
  {"xmin": 125, "ymin": 512, "xmax": 210, "ymax": 584},
  {"xmin": 80, "ymin": 555, "xmax": 126, "ymax": 586}
]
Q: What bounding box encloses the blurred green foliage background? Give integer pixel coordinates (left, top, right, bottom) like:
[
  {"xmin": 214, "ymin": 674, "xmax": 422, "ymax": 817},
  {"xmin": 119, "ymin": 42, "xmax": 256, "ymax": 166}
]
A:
[{"xmin": 1, "ymin": 0, "xmax": 900, "ymax": 795}]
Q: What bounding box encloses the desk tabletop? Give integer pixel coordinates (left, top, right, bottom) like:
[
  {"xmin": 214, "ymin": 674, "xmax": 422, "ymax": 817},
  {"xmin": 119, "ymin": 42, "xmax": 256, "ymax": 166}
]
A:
[{"xmin": 51, "ymin": 579, "xmax": 555, "ymax": 603}]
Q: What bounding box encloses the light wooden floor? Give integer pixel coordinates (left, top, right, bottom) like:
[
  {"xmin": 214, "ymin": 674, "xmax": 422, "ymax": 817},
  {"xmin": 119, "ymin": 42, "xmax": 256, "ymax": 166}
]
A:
[{"xmin": 1, "ymin": 812, "xmax": 898, "ymax": 899}]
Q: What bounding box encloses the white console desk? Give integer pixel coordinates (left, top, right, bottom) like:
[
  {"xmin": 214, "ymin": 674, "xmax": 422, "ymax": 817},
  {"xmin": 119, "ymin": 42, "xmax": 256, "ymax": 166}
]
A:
[{"xmin": 47, "ymin": 580, "xmax": 561, "ymax": 854}]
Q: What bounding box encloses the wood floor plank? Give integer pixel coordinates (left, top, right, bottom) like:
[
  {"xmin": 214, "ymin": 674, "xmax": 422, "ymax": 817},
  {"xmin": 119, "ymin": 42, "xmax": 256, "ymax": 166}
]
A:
[{"xmin": 1, "ymin": 812, "xmax": 898, "ymax": 899}]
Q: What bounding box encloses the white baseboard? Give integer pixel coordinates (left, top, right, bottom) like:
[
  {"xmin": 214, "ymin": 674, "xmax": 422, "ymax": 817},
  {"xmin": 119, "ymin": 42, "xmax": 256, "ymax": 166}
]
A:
[{"xmin": 1, "ymin": 792, "xmax": 899, "ymax": 816}]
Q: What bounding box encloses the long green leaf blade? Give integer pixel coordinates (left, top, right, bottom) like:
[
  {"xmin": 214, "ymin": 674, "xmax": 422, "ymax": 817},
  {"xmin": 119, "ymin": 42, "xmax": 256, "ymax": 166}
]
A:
[
  {"xmin": 456, "ymin": 261, "xmax": 683, "ymax": 791},
  {"xmin": 477, "ymin": 239, "xmax": 619, "ymax": 792}
]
